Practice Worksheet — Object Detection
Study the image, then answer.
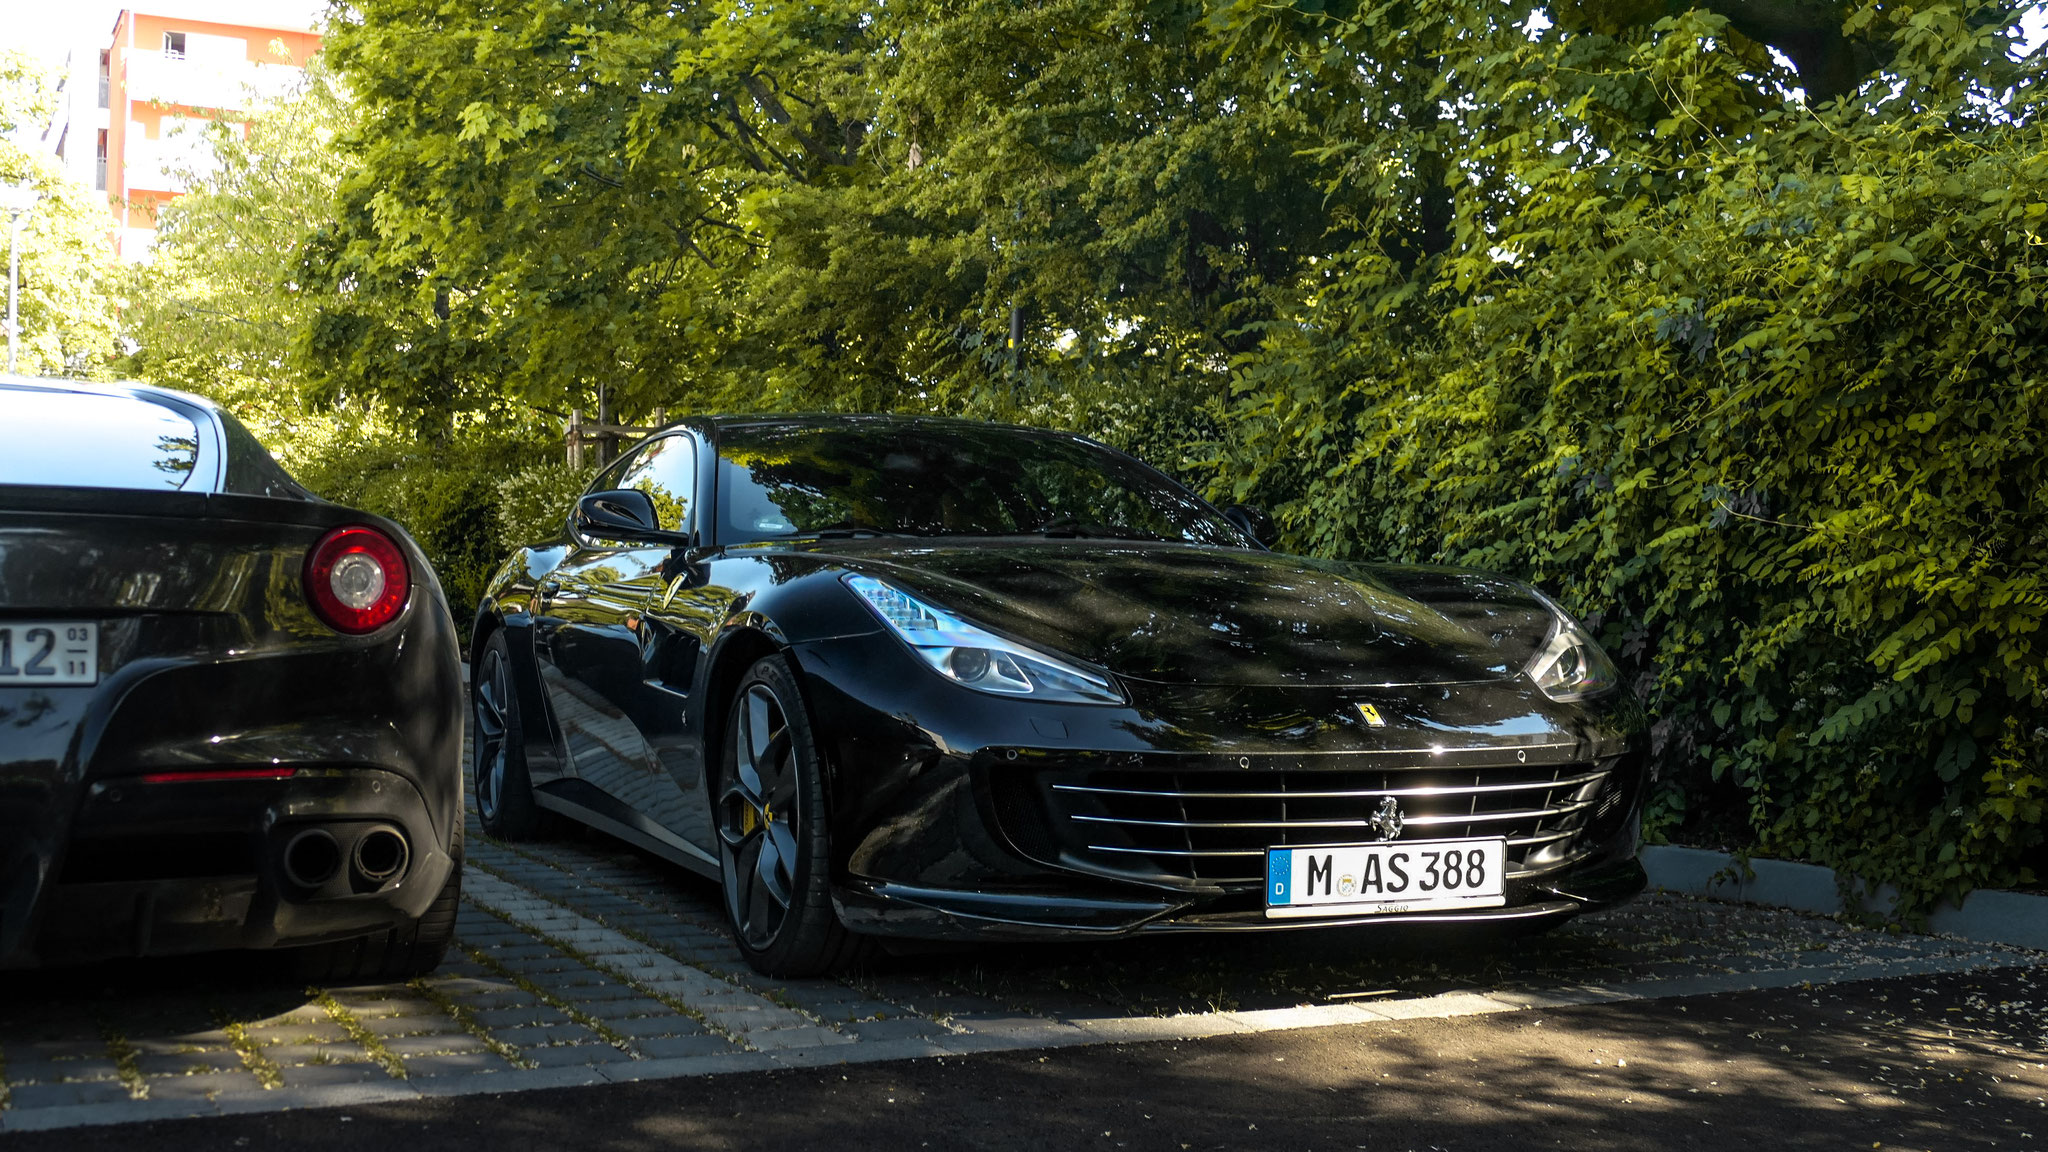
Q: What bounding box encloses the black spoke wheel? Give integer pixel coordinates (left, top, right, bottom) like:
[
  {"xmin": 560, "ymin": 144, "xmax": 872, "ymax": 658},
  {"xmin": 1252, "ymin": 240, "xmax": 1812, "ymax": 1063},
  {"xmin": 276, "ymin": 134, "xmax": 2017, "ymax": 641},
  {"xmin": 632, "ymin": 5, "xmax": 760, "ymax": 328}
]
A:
[
  {"xmin": 715, "ymin": 655, "xmax": 866, "ymax": 976},
  {"xmin": 472, "ymin": 630, "xmax": 556, "ymax": 840}
]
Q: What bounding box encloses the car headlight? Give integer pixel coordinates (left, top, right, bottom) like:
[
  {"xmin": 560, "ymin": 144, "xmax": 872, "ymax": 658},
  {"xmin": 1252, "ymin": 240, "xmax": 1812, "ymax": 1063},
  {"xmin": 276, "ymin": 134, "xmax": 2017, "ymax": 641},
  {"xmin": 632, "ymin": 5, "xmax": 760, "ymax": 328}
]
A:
[
  {"xmin": 1523, "ymin": 594, "xmax": 1620, "ymax": 703},
  {"xmin": 844, "ymin": 574, "xmax": 1123, "ymax": 705}
]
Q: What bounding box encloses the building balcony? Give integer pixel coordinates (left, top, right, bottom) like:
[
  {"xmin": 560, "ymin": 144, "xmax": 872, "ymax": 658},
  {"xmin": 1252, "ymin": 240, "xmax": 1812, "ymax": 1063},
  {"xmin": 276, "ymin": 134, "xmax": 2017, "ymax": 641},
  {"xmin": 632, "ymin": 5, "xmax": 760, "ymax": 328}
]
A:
[{"xmin": 122, "ymin": 50, "xmax": 301, "ymax": 113}]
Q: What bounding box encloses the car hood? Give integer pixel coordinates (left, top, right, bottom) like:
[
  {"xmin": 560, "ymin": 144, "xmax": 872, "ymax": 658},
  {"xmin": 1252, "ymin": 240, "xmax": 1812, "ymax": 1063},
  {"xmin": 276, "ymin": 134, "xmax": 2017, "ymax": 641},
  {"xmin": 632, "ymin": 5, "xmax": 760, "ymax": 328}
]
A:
[{"xmin": 813, "ymin": 540, "xmax": 1536, "ymax": 688}]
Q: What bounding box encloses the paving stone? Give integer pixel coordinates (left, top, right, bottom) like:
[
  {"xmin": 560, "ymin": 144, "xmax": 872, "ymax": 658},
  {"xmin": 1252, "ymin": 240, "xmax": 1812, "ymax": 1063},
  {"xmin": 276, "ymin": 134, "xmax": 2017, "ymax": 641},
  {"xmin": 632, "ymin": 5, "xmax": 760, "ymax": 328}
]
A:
[
  {"xmin": 134, "ymin": 1050, "xmax": 247, "ymax": 1077},
  {"xmin": 261, "ymin": 1043, "xmax": 373, "ymax": 1067},
  {"xmin": 471, "ymin": 1005, "xmax": 572, "ymax": 1029},
  {"xmin": 5, "ymin": 1059, "xmax": 120, "ymax": 1085},
  {"xmin": 580, "ymin": 997, "xmax": 672, "ymax": 1020},
  {"xmin": 494, "ymin": 1024, "xmax": 592, "ymax": 1048},
  {"xmin": 140, "ymin": 1070, "xmax": 254, "ymax": 1100},
  {"xmin": 401, "ymin": 1051, "xmax": 519, "ymax": 1078},
  {"xmin": 282, "ymin": 1063, "xmax": 391, "ymax": 1088},
  {"xmin": 7, "ymin": 1080, "xmax": 136, "ymax": 1109},
  {"xmin": 522, "ymin": 1043, "xmax": 637, "ymax": 1067},
  {"xmin": 843, "ymin": 1017, "xmax": 951, "ymax": 1043},
  {"xmin": 364, "ymin": 1013, "xmax": 460, "ymax": 1037},
  {"xmin": 605, "ymin": 1014, "xmax": 709, "ymax": 1039},
  {"xmin": 633, "ymin": 1034, "xmax": 736, "ymax": 1059},
  {"xmin": 381, "ymin": 1032, "xmax": 488, "ymax": 1058},
  {"xmin": 741, "ymin": 1026, "xmax": 857, "ymax": 1051}
]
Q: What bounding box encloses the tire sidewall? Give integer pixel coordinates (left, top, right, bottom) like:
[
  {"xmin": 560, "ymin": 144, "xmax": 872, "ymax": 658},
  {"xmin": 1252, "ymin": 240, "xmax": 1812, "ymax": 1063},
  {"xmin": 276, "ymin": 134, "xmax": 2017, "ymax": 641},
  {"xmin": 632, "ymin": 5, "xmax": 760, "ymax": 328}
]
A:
[{"xmin": 722, "ymin": 655, "xmax": 839, "ymax": 973}]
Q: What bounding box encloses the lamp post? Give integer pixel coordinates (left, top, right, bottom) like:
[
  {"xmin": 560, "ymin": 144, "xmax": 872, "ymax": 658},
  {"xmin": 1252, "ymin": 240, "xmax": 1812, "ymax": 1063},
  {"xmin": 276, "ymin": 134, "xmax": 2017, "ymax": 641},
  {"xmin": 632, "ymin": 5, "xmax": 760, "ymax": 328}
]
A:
[{"xmin": 0, "ymin": 183, "xmax": 39, "ymax": 376}]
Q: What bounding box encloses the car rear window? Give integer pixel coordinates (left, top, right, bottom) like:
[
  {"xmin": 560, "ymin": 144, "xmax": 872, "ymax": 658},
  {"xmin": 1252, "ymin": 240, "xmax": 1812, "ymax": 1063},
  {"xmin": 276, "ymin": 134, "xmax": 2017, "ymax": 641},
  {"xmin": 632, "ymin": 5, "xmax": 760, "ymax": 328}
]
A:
[{"xmin": 0, "ymin": 387, "xmax": 205, "ymax": 491}]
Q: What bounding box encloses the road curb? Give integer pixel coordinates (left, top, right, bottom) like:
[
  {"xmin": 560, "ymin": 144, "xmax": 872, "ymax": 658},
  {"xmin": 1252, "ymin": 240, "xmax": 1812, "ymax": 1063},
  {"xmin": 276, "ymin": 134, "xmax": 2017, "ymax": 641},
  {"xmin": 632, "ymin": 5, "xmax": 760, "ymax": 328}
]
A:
[{"xmin": 1639, "ymin": 844, "xmax": 2048, "ymax": 952}]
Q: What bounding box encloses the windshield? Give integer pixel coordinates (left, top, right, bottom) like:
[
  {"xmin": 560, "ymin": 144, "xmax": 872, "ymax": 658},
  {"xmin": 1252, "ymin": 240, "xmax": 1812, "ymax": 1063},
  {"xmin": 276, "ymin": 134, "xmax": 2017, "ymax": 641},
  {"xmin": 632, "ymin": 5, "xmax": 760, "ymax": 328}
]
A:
[{"xmin": 714, "ymin": 421, "xmax": 1244, "ymax": 546}]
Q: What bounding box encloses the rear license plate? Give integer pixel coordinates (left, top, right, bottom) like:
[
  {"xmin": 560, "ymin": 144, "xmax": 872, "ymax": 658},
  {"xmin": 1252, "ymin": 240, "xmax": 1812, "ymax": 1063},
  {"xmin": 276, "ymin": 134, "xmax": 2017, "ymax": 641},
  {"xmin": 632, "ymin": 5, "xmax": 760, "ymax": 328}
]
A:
[
  {"xmin": 1266, "ymin": 838, "xmax": 1507, "ymax": 918},
  {"xmin": 0, "ymin": 622, "xmax": 98, "ymax": 686}
]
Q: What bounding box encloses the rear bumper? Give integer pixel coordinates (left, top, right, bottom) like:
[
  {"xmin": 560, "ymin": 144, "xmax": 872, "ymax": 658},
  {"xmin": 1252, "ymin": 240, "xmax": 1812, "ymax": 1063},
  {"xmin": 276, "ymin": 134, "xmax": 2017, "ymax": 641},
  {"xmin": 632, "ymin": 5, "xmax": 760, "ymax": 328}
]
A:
[{"xmin": 3, "ymin": 768, "xmax": 456, "ymax": 968}]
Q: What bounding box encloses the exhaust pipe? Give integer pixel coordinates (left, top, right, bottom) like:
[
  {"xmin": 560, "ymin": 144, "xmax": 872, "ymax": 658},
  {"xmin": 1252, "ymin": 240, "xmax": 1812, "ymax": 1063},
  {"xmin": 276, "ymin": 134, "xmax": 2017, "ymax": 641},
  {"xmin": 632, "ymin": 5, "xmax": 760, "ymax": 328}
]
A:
[
  {"xmin": 351, "ymin": 826, "xmax": 410, "ymax": 885},
  {"xmin": 282, "ymin": 828, "xmax": 342, "ymax": 889}
]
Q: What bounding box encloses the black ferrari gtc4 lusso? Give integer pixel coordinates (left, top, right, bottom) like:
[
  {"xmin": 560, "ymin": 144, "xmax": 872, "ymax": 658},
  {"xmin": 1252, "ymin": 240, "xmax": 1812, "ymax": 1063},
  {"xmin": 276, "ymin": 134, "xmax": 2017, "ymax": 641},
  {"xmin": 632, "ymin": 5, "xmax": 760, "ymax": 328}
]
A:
[{"xmin": 475, "ymin": 415, "xmax": 1649, "ymax": 976}]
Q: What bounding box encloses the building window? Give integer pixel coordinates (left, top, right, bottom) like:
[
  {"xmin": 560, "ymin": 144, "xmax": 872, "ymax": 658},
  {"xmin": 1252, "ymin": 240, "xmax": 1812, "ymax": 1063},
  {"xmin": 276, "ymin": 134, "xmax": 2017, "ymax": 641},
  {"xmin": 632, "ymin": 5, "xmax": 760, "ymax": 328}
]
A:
[
  {"xmin": 97, "ymin": 50, "xmax": 110, "ymax": 107},
  {"xmin": 163, "ymin": 32, "xmax": 186, "ymax": 59},
  {"xmin": 96, "ymin": 129, "xmax": 109, "ymax": 191}
]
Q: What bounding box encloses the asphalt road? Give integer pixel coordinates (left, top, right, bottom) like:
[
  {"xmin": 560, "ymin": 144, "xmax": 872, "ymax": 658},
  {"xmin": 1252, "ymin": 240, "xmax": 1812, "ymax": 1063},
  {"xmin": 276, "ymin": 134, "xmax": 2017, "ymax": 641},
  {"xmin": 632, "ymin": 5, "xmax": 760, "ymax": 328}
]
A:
[{"xmin": 7, "ymin": 966, "xmax": 2043, "ymax": 1151}]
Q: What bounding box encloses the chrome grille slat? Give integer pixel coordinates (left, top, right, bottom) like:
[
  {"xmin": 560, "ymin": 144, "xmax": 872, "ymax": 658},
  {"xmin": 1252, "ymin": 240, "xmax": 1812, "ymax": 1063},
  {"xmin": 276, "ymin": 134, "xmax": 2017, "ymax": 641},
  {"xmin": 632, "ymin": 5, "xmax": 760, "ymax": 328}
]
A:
[
  {"xmin": 1083, "ymin": 828, "xmax": 1581, "ymax": 860},
  {"xmin": 1070, "ymin": 798, "xmax": 1598, "ymax": 832},
  {"xmin": 1036, "ymin": 755, "xmax": 1619, "ymax": 889},
  {"xmin": 1051, "ymin": 768, "xmax": 1611, "ymax": 802}
]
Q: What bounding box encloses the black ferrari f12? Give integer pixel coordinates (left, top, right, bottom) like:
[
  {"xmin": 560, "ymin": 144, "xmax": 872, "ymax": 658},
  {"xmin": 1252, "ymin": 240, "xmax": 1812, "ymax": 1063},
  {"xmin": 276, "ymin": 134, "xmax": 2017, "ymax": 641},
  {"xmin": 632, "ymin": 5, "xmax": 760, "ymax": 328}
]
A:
[
  {"xmin": 475, "ymin": 415, "xmax": 1649, "ymax": 976},
  {"xmin": 0, "ymin": 377, "xmax": 464, "ymax": 978}
]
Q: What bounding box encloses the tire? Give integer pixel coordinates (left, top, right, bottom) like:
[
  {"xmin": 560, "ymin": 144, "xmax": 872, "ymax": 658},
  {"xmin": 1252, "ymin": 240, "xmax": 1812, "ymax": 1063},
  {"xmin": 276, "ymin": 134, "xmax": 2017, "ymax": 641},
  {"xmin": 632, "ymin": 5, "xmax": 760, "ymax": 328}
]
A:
[
  {"xmin": 714, "ymin": 655, "xmax": 868, "ymax": 977},
  {"xmin": 293, "ymin": 830, "xmax": 463, "ymax": 983},
  {"xmin": 472, "ymin": 629, "xmax": 559, "ymax": 840}
]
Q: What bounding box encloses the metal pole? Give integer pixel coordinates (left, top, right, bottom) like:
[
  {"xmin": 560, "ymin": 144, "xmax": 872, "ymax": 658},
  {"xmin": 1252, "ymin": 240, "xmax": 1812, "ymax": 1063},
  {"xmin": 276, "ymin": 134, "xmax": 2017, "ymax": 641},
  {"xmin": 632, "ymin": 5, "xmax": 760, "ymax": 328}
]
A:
[{"xmin": 5, "ymin": 211, "xmax": 18, "ymax": 375}]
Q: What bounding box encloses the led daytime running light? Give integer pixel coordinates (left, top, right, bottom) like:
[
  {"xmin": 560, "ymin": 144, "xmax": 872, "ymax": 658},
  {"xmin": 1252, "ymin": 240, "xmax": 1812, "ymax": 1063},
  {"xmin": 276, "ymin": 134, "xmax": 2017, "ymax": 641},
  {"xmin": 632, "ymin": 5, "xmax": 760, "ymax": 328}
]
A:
[{"xmin": 844, "ymin": 574, "xmax": 1121, "ymax": 705}]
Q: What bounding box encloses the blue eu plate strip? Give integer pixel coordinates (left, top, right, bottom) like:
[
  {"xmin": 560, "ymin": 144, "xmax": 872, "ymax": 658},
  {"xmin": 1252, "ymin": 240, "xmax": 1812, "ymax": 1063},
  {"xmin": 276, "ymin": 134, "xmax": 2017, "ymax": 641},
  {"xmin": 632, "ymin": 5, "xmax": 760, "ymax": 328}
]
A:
[{"xmin": 1268, "ymin": 849, "xmax": 1291, "ymax": 906}]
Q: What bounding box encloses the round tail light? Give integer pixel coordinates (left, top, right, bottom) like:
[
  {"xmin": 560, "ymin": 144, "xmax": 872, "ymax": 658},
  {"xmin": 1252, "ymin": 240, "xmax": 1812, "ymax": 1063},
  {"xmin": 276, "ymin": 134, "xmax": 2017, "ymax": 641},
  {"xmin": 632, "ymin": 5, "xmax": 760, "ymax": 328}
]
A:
[{"xmin": 304, "ymin": 525, "xmax": 411, "ymax": 634}]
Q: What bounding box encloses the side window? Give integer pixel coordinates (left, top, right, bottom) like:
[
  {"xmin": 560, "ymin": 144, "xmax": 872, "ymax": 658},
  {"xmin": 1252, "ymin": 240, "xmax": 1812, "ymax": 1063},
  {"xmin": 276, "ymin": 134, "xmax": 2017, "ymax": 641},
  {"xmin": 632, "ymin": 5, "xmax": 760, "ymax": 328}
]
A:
[{"xmin": 613, "ymin": 435, "xmax": 695, "ymax": 534}]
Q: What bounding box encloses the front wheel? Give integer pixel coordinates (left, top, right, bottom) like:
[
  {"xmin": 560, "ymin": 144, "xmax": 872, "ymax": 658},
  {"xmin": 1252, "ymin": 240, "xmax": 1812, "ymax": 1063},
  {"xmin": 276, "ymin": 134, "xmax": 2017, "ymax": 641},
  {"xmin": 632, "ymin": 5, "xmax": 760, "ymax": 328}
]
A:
[{"xmin": 715, "ymin": 655, "xmax": 866, "ymax": 977}]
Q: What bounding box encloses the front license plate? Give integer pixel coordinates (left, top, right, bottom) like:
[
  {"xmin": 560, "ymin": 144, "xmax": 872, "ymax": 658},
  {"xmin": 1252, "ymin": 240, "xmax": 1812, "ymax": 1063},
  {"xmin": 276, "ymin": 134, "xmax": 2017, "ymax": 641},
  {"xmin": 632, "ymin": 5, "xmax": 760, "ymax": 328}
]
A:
[
  {"xmin": 1265, "ymin": 838, "xmax": 1507, "ymax": 918},
  {"xmin": 0, "ymin": 622, "xmax": 98, "ymax": 686}
]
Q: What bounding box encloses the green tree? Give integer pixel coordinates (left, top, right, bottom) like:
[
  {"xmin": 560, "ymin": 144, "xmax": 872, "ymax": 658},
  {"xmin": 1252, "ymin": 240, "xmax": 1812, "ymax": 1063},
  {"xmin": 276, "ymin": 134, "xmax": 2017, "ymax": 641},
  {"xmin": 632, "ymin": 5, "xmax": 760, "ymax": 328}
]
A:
[
  {"xmin": 1, "ymin": 49, "xmax": 120, "ymax": 376},
  {"xmin": 128, "ymin": 59, "xmax": 353, "ymax": 419}
]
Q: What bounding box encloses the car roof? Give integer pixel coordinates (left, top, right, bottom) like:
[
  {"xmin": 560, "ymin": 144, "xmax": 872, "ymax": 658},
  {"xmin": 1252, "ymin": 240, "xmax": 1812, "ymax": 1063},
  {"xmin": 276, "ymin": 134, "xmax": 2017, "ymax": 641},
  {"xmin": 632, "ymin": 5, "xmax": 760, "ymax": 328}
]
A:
[
  {"xmin": 688, "ymin": 412, "xmax": 1098, "ymax": 441},
  {"xmin": 0, "ymin": 374, "xmax": 225, "ymax": 415}
]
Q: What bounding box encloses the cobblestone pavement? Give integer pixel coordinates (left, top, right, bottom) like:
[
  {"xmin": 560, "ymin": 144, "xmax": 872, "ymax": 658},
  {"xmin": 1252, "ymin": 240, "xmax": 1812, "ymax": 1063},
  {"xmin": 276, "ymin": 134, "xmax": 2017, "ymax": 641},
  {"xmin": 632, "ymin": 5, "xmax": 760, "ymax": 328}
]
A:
[{"xmin": 3, "ymin": 793, "xmax": 2041, "ymax": 1134}]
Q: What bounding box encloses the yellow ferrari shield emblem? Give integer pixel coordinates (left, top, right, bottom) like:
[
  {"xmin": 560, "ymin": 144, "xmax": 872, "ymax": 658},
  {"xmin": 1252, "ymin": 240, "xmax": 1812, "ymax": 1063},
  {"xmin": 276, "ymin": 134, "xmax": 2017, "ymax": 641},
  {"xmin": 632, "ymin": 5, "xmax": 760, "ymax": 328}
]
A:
[{"xmin": 1355, "ymin": 703, "xmax": 1386, "ymax": 727}]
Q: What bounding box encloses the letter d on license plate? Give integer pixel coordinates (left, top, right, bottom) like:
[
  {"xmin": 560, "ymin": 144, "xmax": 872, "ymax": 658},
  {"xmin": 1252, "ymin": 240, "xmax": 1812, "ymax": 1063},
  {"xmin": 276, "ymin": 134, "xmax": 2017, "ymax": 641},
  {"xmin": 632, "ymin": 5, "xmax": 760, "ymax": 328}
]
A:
[{"xmin": 1265, "ymin": 838, "xmax": 1507, "ymax": 918}]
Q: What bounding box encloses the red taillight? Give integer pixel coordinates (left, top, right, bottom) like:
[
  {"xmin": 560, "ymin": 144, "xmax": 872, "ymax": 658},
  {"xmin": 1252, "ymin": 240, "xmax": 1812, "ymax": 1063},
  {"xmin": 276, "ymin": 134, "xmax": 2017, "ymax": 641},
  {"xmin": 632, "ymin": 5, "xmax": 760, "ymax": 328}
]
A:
[{"xmin": 303, "ymin": 525, "xmax": 411, "ymax": 634}]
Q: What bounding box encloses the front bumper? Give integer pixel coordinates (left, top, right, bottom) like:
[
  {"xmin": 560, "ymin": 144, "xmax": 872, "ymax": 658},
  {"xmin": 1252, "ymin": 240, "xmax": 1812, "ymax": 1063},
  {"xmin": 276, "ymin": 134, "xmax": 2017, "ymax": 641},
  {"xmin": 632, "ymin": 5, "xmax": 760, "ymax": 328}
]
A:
[
  {"xmin": 833, "ymin": 830, "xmax": 1646, "ymax": 941},
  {"xmin": 793, "ymin": 634, "xmax": 1651, "ymax": 945}
]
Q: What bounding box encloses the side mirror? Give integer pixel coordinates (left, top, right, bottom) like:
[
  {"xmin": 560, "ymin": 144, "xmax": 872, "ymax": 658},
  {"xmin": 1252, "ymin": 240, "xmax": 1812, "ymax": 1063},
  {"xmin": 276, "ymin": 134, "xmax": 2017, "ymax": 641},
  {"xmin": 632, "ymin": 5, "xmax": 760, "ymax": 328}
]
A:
[
  {"xmin": 572, "ymin": 488, "xmax": 680, "ymax": 543},
  {"xmin": 1222, "ymin": 504, "xmax": 1278, "ymax": 548}
]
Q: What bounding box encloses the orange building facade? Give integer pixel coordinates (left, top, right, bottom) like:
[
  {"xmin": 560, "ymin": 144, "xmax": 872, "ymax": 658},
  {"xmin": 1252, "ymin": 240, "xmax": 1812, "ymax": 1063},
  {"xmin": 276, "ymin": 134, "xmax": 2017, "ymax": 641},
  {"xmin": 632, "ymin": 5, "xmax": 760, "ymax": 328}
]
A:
[{"xmin": 96, "ymin": 5, "xmax": 322, "ymax": 260}]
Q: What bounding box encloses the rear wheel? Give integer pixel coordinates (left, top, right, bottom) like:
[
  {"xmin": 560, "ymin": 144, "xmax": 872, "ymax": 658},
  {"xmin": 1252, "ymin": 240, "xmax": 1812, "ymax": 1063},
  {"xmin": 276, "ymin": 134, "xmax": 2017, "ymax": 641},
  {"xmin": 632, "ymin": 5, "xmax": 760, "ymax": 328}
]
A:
[
  {"xmin": 715, "ymin": 655, "xmax": 867, "ymax": 977},
  {"xmin": 473, "ymin": 629, "xmax": 558, "ymax": 840},
  {"xmin": 292, "ymin": 831, "xmax": 462, "ymax": 983}
]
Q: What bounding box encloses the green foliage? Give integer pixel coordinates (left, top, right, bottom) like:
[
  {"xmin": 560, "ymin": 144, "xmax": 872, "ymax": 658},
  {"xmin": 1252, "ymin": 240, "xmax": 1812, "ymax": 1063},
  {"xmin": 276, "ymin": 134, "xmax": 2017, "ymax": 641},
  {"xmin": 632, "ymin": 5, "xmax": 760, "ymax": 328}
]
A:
[
  {"xmin": 496, "ymin": 461, "xmax": 598, "ymax": 546},
  {"xmin": 1, "ymin": 50, "xmax": 121, "ymax": 376},
  {"xmin": 1205, "ymin": 1, "xmax": 2047, "ymax": 914},
  {"xmin": 146, "ymin": 0, "xmax": 2048, "ymax": 915},
  {"xmin": 128, "ymin": 60, "xmax": 353, "ymax": 406}
]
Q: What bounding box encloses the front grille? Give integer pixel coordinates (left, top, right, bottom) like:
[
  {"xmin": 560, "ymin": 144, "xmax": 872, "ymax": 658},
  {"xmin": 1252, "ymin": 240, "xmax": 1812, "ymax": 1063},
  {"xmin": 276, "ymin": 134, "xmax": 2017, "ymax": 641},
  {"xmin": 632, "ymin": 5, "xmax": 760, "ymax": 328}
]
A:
[{"xmin": 1011, "ymin": 750, "xmax": 1622, "ymax": 889}]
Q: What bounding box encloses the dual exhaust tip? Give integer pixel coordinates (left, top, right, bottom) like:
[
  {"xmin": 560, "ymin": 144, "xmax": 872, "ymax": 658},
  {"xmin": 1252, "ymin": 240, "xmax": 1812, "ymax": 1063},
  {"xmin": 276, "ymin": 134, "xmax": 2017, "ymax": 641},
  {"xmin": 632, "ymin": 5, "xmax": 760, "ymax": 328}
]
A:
[{"xmin": 282, "ymin": 825, "xmax": 410, "ymax": 891}]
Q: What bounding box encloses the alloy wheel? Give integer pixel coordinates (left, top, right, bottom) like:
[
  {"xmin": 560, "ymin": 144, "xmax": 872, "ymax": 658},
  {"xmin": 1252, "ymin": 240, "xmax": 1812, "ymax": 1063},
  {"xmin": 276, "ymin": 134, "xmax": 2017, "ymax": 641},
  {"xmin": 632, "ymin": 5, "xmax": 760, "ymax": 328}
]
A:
[{"xmin": 717, "ymin": 682, "xmax": 803, "ymax": 950}]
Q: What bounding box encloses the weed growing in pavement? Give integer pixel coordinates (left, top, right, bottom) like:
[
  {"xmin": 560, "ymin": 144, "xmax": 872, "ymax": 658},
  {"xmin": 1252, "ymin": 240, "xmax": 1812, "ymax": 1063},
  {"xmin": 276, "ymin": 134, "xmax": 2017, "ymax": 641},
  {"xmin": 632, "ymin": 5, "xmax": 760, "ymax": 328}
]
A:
[
  {"xmin": 310, "ymin": 992, "xmax": 409, "ymax": 1080},
  {"xmin": 217, "ymin": 1018, "xmax": 285, "ymax": 1090},
  {"xmin": 463, "ymin": 860, "xmax": 778, "ymax": 1040},
  {"xmin": 452, "ymin": 931, "xmax": 647, "ymax": 1054},
  {"xmin": 101, "ymin": 1029, "xmax": 147, "ymax": 1099},
  {"xmin": 407, "ymin": 974, "xmax": 537, "ymax": 1069}
]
